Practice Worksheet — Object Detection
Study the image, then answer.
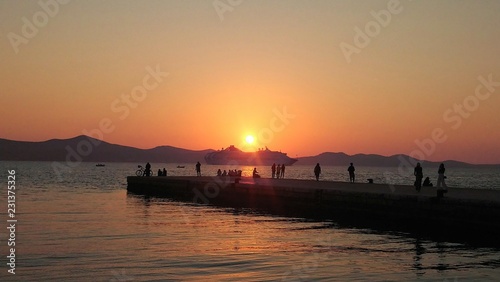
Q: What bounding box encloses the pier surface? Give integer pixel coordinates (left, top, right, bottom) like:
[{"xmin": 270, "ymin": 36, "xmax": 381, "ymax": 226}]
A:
[{"xmin": 127, "ymin": 176, "xmax": 500, "ymax": 246}]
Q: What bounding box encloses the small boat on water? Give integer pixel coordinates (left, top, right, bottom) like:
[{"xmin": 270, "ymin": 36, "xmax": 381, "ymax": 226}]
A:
[
  {"xmin": 96, "ymin": 164, "xmax": 105, "ymax": 167},
  {"xmin": 177, "ymin": 165, "xmax": 185, "ymax": 168},
  {"xmin": 205, "ymin": 145, "xmax": 298, "ymax": 166}
]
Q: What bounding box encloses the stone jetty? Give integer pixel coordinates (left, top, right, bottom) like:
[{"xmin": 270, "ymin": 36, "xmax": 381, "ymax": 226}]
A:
[{"xmin": 127, "ymin": 176, "xmax": 500, "ymax": 246}]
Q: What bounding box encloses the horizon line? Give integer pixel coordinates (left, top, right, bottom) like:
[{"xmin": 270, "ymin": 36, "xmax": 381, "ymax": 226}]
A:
[{"xmin": 2, "ymin": 134, "xmax": 500, "ymax": 166}]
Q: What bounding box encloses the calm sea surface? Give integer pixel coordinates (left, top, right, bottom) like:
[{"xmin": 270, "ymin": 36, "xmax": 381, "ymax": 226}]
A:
[{"xmin": 1, "ymin": 161, "xmax": 500, "ymax": 281}]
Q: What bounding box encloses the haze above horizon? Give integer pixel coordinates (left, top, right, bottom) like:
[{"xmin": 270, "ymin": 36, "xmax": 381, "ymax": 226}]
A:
[{"xmin": 1, "ymin": 1, "xmax": 499, "ymax": 164}]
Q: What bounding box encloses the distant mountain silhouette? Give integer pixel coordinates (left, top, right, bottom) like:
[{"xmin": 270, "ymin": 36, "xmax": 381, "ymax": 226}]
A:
[
  {"xmin": 0, "ymin": 135, "xmax": 213, "ymax": 163},
  {"xmin": 296, "ymin": 152, "xmax": 497, "ymax": 168},
  {"xmin": 0, "ymin": 136, "xmax": 498, "ymax": 167}
]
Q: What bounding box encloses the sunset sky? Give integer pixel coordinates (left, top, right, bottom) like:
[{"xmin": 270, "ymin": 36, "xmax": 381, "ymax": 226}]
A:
[{"xmin": 1, "ymin": 0, "xmax": 500, "ymax": 164}]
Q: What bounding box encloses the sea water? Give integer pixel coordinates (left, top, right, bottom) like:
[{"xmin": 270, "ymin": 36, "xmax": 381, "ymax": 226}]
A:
[{"xmin": 1, "ymin": 161, "xmax": 499, "ymax": 281}]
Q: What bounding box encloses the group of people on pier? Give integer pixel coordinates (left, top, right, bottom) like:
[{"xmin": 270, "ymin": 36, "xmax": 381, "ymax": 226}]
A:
[
  {"xmin": 313, "ymin": 162, "xmax": 356, "ymax": 182},
  {"xmin": 139, "ymin": 162, "xmax": 167, "ymax": 177},
  {"xmin": 271, "ymin": 163, "xmax": 286, "ymax": 179},
  {"xmin": 157, "ymin": 168, "xmax": 167, "ymax": 176},
  {"xmin": 414, "ymin": 162, "xmax": 447, "ymax": 193},
  {"xmin": 217, "ymin": 169, "xmax": 242, "ymax": 177},
  {"xmin": 141, "ymin": 160, "xmax": 450, "ymax": 196}
]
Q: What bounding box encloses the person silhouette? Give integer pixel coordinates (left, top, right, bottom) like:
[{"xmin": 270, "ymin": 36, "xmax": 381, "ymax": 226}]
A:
[
  {"xmin": 314, "ymin": 163, "xmax": 321, "ymax": 181},
  {"xmin": 348, "ymin": 163, "xmax": 355, "ymax": 183},
  {"xmin": 414, "ymin": 162, "xmax": 423, "ymax": 192},
  {"xmin": 271, "ymin": 163, "xmax": 276, "ymax": 179},
  {"xmin": 252, "ymin": 167, "xmax": 260, "ymax": 178},
  {"xmin": 436, "ymin": 163, "xmax": 447, "ymax": 192},
  {"xmin": 195, "ymin": 161, "xmax": 201, "ymax": 176},
  {"xmin": 145, "ymin": 162, "xmax": 151, "ymax": 176},
  {"xmin": 163, "ymin": 168, "xmax": 167, "ymax": 176},
  {"xmin": 423, "ymin": 177, "xmax": 433, "ymax": 187},
  {"xmin": 157, "ymin": 169, "xmax": 162, "ymax": 176},
  {"xmin": 280, "ymin": 164, "xmax": 285, "ymax": 178},
  {"xmin": 276, "ymin": 164, "xmax": 281, "ymax": 179}
]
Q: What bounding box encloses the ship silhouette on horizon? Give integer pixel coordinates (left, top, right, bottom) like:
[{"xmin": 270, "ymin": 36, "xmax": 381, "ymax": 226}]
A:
[{"xmin": 204, "ymin": 145, "xmax": 298, "ymax": 166}]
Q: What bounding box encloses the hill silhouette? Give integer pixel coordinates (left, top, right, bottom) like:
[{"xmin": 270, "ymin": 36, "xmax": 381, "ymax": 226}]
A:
[
  {"xmin": 0, "ymin": 135, "xmax": 213, "ymax": 163},
  {"xmin": 294, "ymin": 152, "xmax": 485, "ymax": 168},
  {"xmin": 0, "ymin": 136, "xmax": 497, "ymax": 167}
]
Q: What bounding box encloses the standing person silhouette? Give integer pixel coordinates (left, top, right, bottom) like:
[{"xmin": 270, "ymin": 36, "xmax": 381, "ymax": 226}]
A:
[
  {"xmin": 280, "ymin": 164, "xmax": 285, "ymax": 178},
  {"xmin": 195, "ymin": 161, "xmax": 201, "ymax": 176},
  {"xmin": 436, "ymin": 163, "xmax": 447, "ymax": 192},
  {"xmin": 271, "ymin": 163, "xmax": 276, "ymax": 179},
  {"xmin": 145, "ymin": 162, "xmax": 151, "ymax": 177},
  {"xmin": 314, "ymin": 163, "xmax": 321, "ymax": 181},
  {"xmin": 414, "ymin": 163, "xmax": 423, "ymax": 192},
  {"xmin": 276, "ymin": 164, "xmax": 281, "ymax": 179},
  {"xmin": 348, "ymin": 163, "xmax": 355, "ymax": 183}
]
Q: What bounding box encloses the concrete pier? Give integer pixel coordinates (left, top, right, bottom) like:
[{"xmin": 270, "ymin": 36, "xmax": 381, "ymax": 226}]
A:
[{"xmin": 127, "ymin": 176, "xmax": 500, "ymax": 246}]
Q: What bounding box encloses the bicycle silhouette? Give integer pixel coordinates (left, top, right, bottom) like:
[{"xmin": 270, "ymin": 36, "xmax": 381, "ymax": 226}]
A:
[{"xmin": 136, "ymin": 165, "xmax": 152, "ymax": 176}]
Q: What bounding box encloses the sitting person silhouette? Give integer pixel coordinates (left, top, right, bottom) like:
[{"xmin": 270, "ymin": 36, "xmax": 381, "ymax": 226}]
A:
[
  {"xmin": 252, "ymin": 167, "xmax": 260, "ymax": 178},
  {"xmin": 423, "ymin": 177, "xmax": 433, "ymax": 187}
]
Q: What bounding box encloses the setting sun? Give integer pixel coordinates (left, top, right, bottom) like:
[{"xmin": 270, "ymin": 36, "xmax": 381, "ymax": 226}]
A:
[{"xmin": 245, "ymin": 135, "xmax": 255, "ymax": 144}]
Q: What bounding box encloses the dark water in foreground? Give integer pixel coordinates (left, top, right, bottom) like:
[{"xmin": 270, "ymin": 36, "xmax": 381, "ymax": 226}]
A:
[{"xmin": 1, "ymin": 161, "xmax": 500, "ymax": 281}]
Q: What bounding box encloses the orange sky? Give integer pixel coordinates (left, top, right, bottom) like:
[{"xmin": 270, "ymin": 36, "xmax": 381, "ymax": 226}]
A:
[{"xmin": 1, "ymin": 1, "xmax": 500, "ymax": 164}]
